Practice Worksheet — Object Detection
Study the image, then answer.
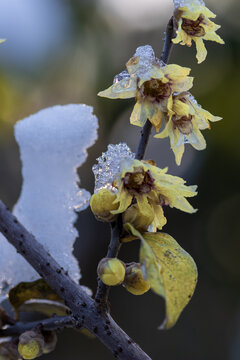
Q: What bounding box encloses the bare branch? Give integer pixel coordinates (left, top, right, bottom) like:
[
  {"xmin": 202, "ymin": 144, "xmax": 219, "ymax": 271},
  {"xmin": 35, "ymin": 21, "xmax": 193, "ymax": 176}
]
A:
[
  {"xmin": 0, "ymin": 200, "xmax": 151, "ymax": 360},
  {"xmin": 0, "ymin": 316, "xmax": 73, "ymax": 336}
]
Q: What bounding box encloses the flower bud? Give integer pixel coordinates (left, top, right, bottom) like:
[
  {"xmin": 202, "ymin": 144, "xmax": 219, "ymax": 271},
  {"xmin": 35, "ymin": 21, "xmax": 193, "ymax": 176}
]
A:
[
  {"xmin": 123, "ymin": 204, "xmax": 154, "ymax": 232},
  {"xmin": 18, "ymin": 331, "xmax": 44, "ymax": 359},
  {"xmin": 97, "ymin": 258, "xmax": 125, "ymax": 286},
  {"xmin": 42, "ymin": 331, "xmax": 57, "ymax": 354},
  {"xmin": 90, "ymin": 189, "xmax": 119, "ymax": 222},
  {"xmin": 124, "ymin": 263, "xmax": 150, "ymax": 295},
  {"xmin": 0, "ymin": 339, "xmax": 19, "ymax": 360}
]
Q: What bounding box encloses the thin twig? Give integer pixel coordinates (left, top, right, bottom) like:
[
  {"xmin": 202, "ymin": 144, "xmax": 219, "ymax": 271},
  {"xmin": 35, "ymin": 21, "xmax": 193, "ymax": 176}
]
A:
[
  {"xmin": 94, "ymin": 17, "xmax": 175, "ymax": 308},
  {"xmin": 161, "ymin": 17, "xmax": 174, "ymax": 63},
  {"xmin": 0, "ymin": 316, "xmax": 73, "ymax": 336},
  {"xmin": 135, "ymin": 16, "xmax": 174, "ymax": 161},
  {"xmin": 95, "ymin": 217, "xmax": 122, "ymax": 307},
  {"xmin": 0, "ymin": 201, "xmax": 151, "ymax": 360}
]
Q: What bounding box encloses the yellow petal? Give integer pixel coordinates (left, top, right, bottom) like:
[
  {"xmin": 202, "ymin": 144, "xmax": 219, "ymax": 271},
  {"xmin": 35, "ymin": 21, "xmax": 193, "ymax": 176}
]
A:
[
  {"xmin": 172, "ymin": 76, "xmax": 194, "ymax": 92},
  {"xmin": 149, "ymin": 105, "xmax": 163, "ymax": 132},
  {"xmin": 155, "ymin": 118, "xmax": 173, "ymax": 139},
  {"xmin": 194, "ymin": 37, "xmax": 207, "ymax": 64},
  {"xmin": 173, "ymin": 99, "xmax": 190, "ymax": 117},
  {"xmin": 98, "ymin": 78, "xmax": 137, "ymax": 99},
  {"xmin": 172, "ymin": 143, "xmax": 185, "ymax": 166},
  {"xmin": 143, "ymin": 232, "xmax": 198, "ymax": 329},
  {"xmin": 111, "ymin": 190, "xmax": 132, "ymax": 214},
  {"xmin": 185, "ymin": 124, "xmax": 206, "ymax": 150},
  {"xmin": 162, "ymin": 64, "xmax": 191, "ymax": 81},
  {"xmin": 151, "ymin": 205, "xmax": 167, "ymax": 231},
  {"xmin": 130, "ymin": 101, "xmax": 148, "ymax": 128},
  {"xmin": 203, "ymin": 31, "xmax": 224, "ymax": 44},
  {"xmin": 136, "ymin": 194, "xmax": 155, "ymax": 219}
]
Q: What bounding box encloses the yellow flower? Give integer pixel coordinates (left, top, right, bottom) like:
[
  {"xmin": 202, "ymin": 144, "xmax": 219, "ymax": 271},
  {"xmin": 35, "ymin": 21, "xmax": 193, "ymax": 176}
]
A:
[
  {"xmin": 98, "ymin": 45, "xmax": 193, "ymax": 132},
  {"xmin": 97, "ymin": 258, "xmax": 126, "ymax": 286},
  {"xmin": 90, "ymin": 189, "xmax": 118, "ymax": 222},
  {"xmin": 155, "ymin": 91, "xmax": 222, "ymax": 165},
  {"xmin": 111, "ymin": 158, "xmax": 197, "ymax": 231},
  {"xmin": 173, "ymin": 0, "xmax": 224, "ymax": 63}
]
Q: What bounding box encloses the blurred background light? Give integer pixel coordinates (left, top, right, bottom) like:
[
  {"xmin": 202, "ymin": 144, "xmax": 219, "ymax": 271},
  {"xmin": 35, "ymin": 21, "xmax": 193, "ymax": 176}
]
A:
[{"xmin": 0, "ymin": 0, "xmax": 72, "ymax": 70}]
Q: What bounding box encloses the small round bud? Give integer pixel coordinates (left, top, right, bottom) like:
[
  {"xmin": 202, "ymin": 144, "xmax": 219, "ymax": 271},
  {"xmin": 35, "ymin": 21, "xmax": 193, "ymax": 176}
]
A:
[
  {"xmin": 123, "ymin": 263, "xmax": 150, "ymax": 295},
  {"xmin": 90, "ymin": 189, "xmax": 119, "ymax": 222},
  {"xmin": 123, "ymin": 204, "xmax": 153, "ymax": 232},
  {"xmin": 18, "ymin": 331, "xmax": 44, "ymax": 359},
  {"xmin": 97, "ymin": 258, "xmax": 125, "ymax": 286}
]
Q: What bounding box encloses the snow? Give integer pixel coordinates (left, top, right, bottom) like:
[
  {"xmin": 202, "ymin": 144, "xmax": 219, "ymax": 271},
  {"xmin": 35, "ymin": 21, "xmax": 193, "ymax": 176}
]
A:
[{"xmin": 0, "ymin": 104, "xmax": 98, "ymax": 300}]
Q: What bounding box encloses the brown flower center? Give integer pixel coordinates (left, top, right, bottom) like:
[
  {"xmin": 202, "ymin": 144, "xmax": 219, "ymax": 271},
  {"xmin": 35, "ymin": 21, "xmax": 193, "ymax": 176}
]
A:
[
  {"xmin": 140, "ymin": 79, "xmax": 172, "ymax": 102},
  {"xmin": 172, "ymin": 115, "xmax": 193, "ymax": 135},
  {"xmin": 123, "ymin": 167, "xmax": 154, "ymax": 195},
  {"xmin": 181, "ymin": 15, "xmax": 206, "ymax": 37}
]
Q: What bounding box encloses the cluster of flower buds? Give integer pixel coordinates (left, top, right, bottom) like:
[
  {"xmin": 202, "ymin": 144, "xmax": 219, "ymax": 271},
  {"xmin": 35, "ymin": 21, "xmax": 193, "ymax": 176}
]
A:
[{"xmin": 97, "ymin": 258, "xmax": 150, "ymax": 296}]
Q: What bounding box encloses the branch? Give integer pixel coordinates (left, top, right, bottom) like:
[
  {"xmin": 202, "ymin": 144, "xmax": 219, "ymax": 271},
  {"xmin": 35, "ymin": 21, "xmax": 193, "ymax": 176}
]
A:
[
  {"xmin": 0, "ymin": 201, "xmax": 151, "ymax": 360},
  {"xmin": 0, "ymin": 316, "xmax": 73, "ymax": 337},
  {"xmin": 94, "ymin": 16, "xmax": 175, "ymax": 309},
  {"xmin": 135, "ymin": 16, "xmax": 174, "ymax": 161}
]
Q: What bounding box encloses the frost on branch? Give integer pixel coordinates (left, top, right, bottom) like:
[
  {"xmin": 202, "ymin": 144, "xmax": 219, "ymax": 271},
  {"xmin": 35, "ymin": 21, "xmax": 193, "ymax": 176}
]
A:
[{"xmin": 0, "ymin": 104, "xmax": 98, "ymax": 300}]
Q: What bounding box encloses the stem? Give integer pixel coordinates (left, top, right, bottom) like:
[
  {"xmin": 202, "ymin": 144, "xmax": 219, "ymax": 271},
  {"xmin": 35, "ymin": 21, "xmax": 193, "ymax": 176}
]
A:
[
  {"xmin": 0, "ymin": 201, "xmax": 150, "ymax": 359},
  {"xmin": 95, "ymin": 217, "xmax": 122, "ymax": 307},
  {"xmin": 94, "ymin": 17, "xmax": 175, "ymax": 308},
  {"xmin": 135, "ymin": 16, "xmax": 174, "ymax": 161},
  {"xmin": 135, "ymin": 120, "xmax": 152, "ymax": 160},
  {"xmin": 160, "ymin": 17, "xmax": 174, "ymax": 63},
  {"xmin": 0, "ymin": 316, "xmax": 73, "ymax": 336}
]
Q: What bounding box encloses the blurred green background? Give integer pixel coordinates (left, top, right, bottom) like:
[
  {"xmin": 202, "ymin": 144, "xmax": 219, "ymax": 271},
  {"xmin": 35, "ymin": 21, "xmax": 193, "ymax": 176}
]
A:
[{"xmin": 0, "ymin": 0, "xmax": 240, "ymax": 359}]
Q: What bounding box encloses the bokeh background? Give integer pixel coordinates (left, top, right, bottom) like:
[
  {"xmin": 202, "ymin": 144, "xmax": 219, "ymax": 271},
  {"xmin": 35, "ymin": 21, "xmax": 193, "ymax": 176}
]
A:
[{"xmin": 0, "ymin": 0, "xmax": 240, "ymax": 359}]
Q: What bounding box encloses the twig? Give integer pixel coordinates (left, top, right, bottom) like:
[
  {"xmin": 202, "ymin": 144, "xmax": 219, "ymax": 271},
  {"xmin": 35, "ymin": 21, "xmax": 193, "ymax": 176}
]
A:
[
  {"xmin": 0, "ymin": 201, "xmax": 151, "ymax": 360},
  {"xmin": 161, "ymin": 17, "xmax": 174, "ymax": 63},
  {"xmin": 95, "ymin": 217, "xmax": 122, "ymax": 307},
  {"xmin": 94, "ymin": 17, "xmax": 175, "ymax": 308},
  {"xmin": 135, "ymin": 16, "xmax": 174, "ymax": 161},
  {"xmin": 0, "ymin": 316, "xmax": 73, "ymax": 336},
  {"xmin": 135, "ymin": 120, "xmax": 153, "ymax": 160}
]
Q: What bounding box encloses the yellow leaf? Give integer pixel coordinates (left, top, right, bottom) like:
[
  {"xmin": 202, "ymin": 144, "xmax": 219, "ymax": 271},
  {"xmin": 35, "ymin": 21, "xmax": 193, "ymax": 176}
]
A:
[
  {"xmin": 125, "ymin": 224, "xmax": 165, "ymax": 297},
  {"xmin": 8, "ymin": 279, "xmax": 62, "ymax": 319},
  {"xmin": 143, "ymin": 232, "xmax": 198, "ymax": 329}
]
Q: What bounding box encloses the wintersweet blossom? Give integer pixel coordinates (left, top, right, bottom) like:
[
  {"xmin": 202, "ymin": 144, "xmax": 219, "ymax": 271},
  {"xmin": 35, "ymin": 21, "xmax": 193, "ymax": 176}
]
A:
[
  {"xmin": 173, "ymin": 0, "xmax": 224, "ymax": 63},
  {"xmin": 98, "ymin": 45, "xmax": 193, "ymax": 132},
  {"xmin": 110, "ymin": 159, "xmax": 197, "ymax": 231},
  {"xmin": 155, "ymin": 92, "xmax": 222, "ymax": 165}
]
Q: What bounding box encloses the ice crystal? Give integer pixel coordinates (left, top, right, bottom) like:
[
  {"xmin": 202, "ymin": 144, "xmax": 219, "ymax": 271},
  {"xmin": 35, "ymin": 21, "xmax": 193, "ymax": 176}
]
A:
[
  {"xmin": 92, "ymin": 143, "xmax": 135, "ymax": 193},
  {"xmin": 173, "ymin": 0, "xmax": 205, "ymax": 10}
]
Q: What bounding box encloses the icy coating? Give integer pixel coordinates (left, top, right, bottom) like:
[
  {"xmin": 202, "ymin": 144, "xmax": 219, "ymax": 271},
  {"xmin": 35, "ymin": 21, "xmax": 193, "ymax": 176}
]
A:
[
  {"xmin": 113, "ymin": 45, "xmax": 163, "ymax": 85},
  {"xmin": 0, "ymin": 104, "xmax": 98, "ymax": 300},
  {"xmin": 173, "ymin": 0, "xmax": 205, "ymax": 10},
  {"xmin": 92, "ymin": 143, "xmax": 135, "ymax": 193}
]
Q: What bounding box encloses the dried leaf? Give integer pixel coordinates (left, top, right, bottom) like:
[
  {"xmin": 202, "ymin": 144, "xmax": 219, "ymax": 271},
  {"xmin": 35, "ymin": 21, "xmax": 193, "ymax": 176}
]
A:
[
  {"xmin": 8, "ymin": 279, "xmax": 62, "ymax": 319},
  {"xmin": 19, "ymin": 299, "xmax": 69, "ymax": 317}
]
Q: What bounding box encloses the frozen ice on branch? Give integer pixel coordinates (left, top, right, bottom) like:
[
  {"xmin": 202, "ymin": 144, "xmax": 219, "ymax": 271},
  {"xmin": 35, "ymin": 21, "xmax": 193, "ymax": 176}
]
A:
[
  {"xmin": 0, "ymin": 104, "xmax": 98, "ymax": 299},
  {"xmin": 92, "ymin": 143, "xmax": 135, "ymax": 193}
]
